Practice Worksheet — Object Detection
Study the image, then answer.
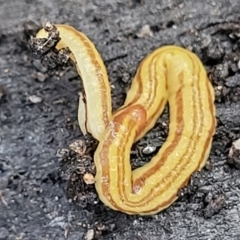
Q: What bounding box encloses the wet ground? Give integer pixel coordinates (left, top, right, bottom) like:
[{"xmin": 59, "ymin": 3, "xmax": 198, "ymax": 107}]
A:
[{"xmin": 1, "ymin": 0, "xmax": 240, "ymax": 239}]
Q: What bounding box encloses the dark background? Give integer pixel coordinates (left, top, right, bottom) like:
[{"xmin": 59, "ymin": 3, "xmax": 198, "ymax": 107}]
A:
[{"xmin": 1, "ymin": 0, "xmax": 240, "ymax": 239}]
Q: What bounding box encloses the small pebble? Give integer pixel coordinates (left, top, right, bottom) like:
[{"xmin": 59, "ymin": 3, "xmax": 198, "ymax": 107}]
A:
[
  {"xmin": 203, "ymin": 194, "xmax": 226, "ymax": 218},
  {"xmin": 229, "ymin": 138, "xmax": 240, "ymax": 157},
  {"xmin": 29, "ymin": 95, "xmax": 42, "ymax": 103},
  {"xmin": 228, "ymin": 138, "xmax": 240, "ymax": 169},
  {"xmin": 85, "ymin": 229, "xmax": 95, "ymax": 240},
  {"xmin": 136, "ymin": 24, "xmax": 153, "ymax": 38},
  {"xmin": 33, "ymin": 72, "xmax": 48, "ymax": 82},
  {"xmin": 83, "ymin": 173, "xmax": 95, "ymax": 185},
  {"xmin": 142, "ymin": 145, "xmax": 157, "ymax": 154}
]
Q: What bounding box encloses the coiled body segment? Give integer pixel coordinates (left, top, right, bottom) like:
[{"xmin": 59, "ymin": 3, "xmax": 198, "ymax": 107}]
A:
[{"xmin": 37, "ymin": 25, "xmax": 216, "ymax": 215}]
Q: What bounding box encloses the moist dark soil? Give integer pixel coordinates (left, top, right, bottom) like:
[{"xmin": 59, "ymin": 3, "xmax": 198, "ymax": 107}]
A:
[{"xmin": 1, "ymin": 1, "xmax": 240, "ymax": 239}]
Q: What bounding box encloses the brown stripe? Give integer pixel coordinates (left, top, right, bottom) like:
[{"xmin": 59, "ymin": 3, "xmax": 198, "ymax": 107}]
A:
[
  {"xmin": 114, "ymin": 55, "xmax": 166, "ymax": 207},
  {"xmin": 99, "ymin": 105, "xmax": 146, "ymax": 212},
  {"xmin": 197, "ymin": 76, "xmax": 216, "ymax": 169},
  {"xmin": 98, "ymin": 50, "xmax": 215, "ymax": 213},
  {"xmin": 140, "ymin": 75, "xmax": 216, "ymax": 213},
  {"xmin": 111, "ymin": 71, "xmax": 184, "ymax": 208},
  {"xmin": 126, "ymin": 56, "xmax": 214, "ymax": 209},
  {"xmin": 144, "ymin": 54, "xmax": 156, "ymax": 106},
  {"xmin": 115, "ymin": 54, "xmax": 205, "ymax": 209},
  {"xmin": 64, "ymin": 25, "xmax": 110, "ymax": 126},
  {"xmin": 133, "ymin": 71, "xmax": 185, "ymax": 189},
  {"xmin": 99, "ymin": 129, "xmax": 117, "ymax": 210}
]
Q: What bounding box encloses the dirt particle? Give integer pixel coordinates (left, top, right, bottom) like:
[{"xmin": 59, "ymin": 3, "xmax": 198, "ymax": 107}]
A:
[
  {"xmin": 28, "ymin": 22, "xmax": 71, "ymax": 72},
  {"xmin": 228, "ymin": 138, "xmax": 240, "ymax": 169},
  {"xmin": 69, "ymin": 140, "xmax": 87, "ymax": 156},
  {"xmin": 85, "ymin": 229, "xmax": 95, "ymax": 240},
  {"xmin": 83, "ymin": 173, "xmax": 95, "ymax": 185},
  {"xmin": 141, "ymin": 145, "xmax": 157, "ymax": 155},
  {"xmin": 32, "ymin": 71, "xmax": 48, "ymax": 82},
  {"xmin": 136, "ymin": 24, "xmax": 153, "ymax": 38},
  {"xmin": 203, "ymin": 194, "xmax": 226, "ymax": 218},
  {"xmin": 29, "ymin": 95, "xmax": 42, "ymax": 103}
]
